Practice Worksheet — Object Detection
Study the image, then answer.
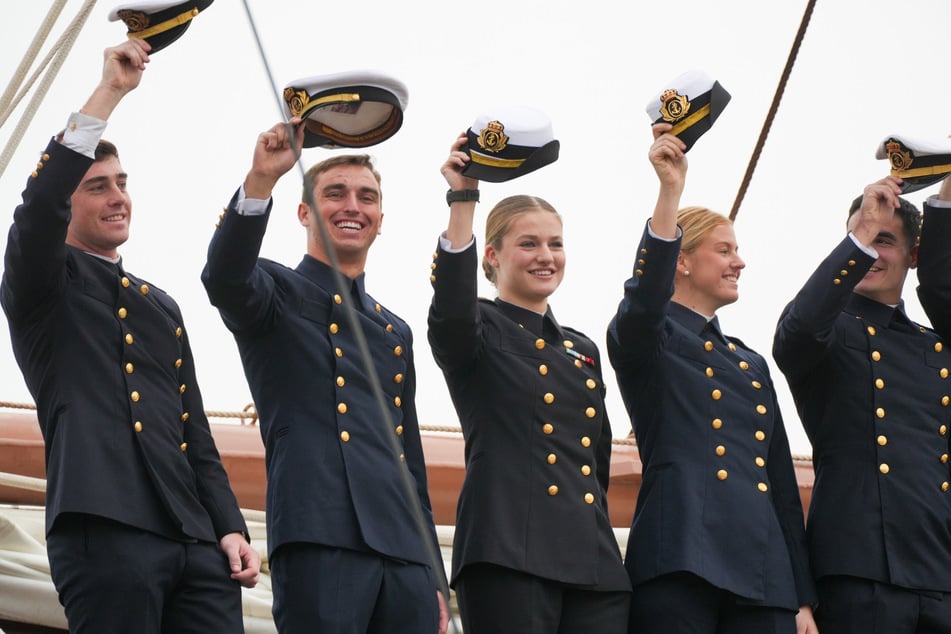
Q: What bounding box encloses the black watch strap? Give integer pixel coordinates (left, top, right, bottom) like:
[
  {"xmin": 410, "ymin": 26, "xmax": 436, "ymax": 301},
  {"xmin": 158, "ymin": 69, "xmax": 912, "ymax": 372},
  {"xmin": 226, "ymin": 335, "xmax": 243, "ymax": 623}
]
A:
[{"xmin": 446, "ymin": 188, "xmax": 480, "ymax": 206}]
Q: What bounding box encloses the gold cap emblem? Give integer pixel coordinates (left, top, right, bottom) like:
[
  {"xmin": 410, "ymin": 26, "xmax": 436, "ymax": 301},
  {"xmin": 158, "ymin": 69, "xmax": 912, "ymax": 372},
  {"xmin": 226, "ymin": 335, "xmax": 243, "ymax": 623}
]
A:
[
  {"xmin": 886, "ymin": 139, "xmax": 913, "ymax": 172},
  {"xmin": 477, "ymin": 120, "xmax": 509, "ymax": 153},
  {"xmin": 659, "ymin": 88, "xmax": 691, "ymax": 123},
  {"xmin": 283, "ymin": 88, "xmax": 310, "ymax": 117},
  {"xmin": 118, "ymin": 10, "xmax": 150, "ymax": 32}
]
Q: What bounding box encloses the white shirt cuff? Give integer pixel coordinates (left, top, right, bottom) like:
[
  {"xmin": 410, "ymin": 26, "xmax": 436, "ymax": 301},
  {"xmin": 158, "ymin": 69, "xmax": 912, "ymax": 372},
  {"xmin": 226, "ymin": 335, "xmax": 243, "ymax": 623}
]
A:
[
  {"xmin": 235, "ymin": 185, "xmax": 270, "ymax": 216},
  {"xmin": 926, "ymin": 194, "xmax": 951, "ymax": 209},
  {"xmin": 438, "ymin": 232, "xmax": 474, "ymax": 253},
  {"xmin": 60, "ymin": 112, "xmax": 107, "ymax": 159},
  {"xmin": 848, "ymin": 232, "xmax": 879, "ymax": 258}
]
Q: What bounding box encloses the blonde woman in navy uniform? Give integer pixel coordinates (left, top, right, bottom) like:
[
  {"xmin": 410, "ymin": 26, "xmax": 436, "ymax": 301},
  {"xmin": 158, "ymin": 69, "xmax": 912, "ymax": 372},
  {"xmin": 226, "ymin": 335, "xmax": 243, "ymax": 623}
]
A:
[
  {"xmin": 428, "ymin": 132, "xmax": 631, "ymax": 633},
  {"xmin": 606, "ymin": 123, "xmax": 818, "ymax": 634}
]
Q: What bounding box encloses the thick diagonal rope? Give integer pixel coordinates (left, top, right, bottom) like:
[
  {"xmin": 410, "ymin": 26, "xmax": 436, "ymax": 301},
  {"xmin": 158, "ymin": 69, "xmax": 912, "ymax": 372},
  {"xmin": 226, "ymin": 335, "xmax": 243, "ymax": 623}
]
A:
[
  {"xmin": 0, "ymin": 0, "xmax": 69, "ymax": 115},
  {"xmin": 729, "ymin": 0, "xmax": 818, "ymax": 221},
  {"xmin": 238, "ymin": 3, "xmax": 457, "ymax": 629},
  {"xmin": 0, "ymin": 0, "xmax": 98, "ymax": 180}
]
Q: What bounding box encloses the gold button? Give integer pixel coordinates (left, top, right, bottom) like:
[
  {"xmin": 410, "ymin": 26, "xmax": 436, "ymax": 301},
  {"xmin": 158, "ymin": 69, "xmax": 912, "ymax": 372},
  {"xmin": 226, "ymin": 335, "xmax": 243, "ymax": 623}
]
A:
[
  {"xmin": 877, "ymin": 435, "xmax": 887, "ymax": 446},
  {"xmin": 751, "ymin": 380, "xmax": 762, "ymax": 389},
  {"xmin": 584, "ymin": 493, "xmax": 595, "ymax": 504},
  {"xmin": 756, "ymin": 404, "xmax": 767, "ymax": 415},
  {"xmin": 399, "ymin": 453, "xmax": 405, "ymax": 461},
  {"xmin": 574, "ymin": 360, "xmax": 583, "ymax": 368},
  {"xmin": 334, "ymin": 294, "xmax": 342, "ymax": 304},
  {"xmin": 386, "ymin": 324, "xmax": 394, "ymax": 332},
  {"xmin": 181, "ymin": 412, "xmax": 189, "ymax": 422},
  {"xmin": 393, "ymin": 345, "xmax": 403, "ymax": 357},
  {"xmin": 867, "ymin": 326, "xmax": 876, "ymax": 336},
  {"xmin": 340, "ymin": 431, "xmax": 350, "ymax": 442},
  {"xmin": 336, "ymin": 376, "xmax": 345, "ymax": 387},
  {"xmin": 712, "ymin": 418, "xmax": 723, "ymax": 430},
  {"xmin": 544, "ymin": 393, "xmax": 555, "ymax": 404},
  {"xmin": 335, "ymin": 347, "xmax": 343, "ymax": 357},
  {"xmin": 715, "ymin": 445, "xmax": 726, "ymax": 456},
  {"xmin": 936, "ymin": 342, "xmax": 944, "ymax": 353},
  {"xmin": 430, "ymin": 263, "xmax": 437, "ymax": 270},
  {"xmin": 872, "ymin": 351, "xmax": 881, "ymax": 362},
  {"xmin": 179, "ymin": 384, "xmax": 186, "ymax": 394},
  {"xmin": 834, "ymin": 279, "xmax": 841, "ymax": 285},
  {"xmin": 42, "ymin": 153, "xmax": 49, "ymax": 161},
  {"xmin": 706, "ymin": 367, "xmax": 714, "ymax": 377},
  {"xmin": 638, "ymin": 259, "xmax": 646, "ymax": 266},
  {"xmin": 641, "ymin": 248, "xmax": 648, "ymax": 255},
  {"xmin": 739, "ymin": 361, "xmax": 749, "ymax": 371},
  {"xmin": 539, "ymin": 364, "xmax": 548, "ymax": 376},
  {"xmin": 942, "ymin": 368, "xmax": 950, "ymax": 379},
  {"xmin": 125, "ymin": 363, "xmax": 134, "ymax": 374},
  {"xmin": 942, "ymin": 396, "xmax": 950, "ymax": 406},
  {"xmin": 121, "ymin": 277, "xmax": 130, "ymax": 288},
  {"xmin": 879, "ymin": 463, "xmax": 890, "ymax": 474},
  {"xmin": 134, "ymin": 421, "xmax": 142, "ymax": 432},
  {"xmin": 175, "ymin": 327, "xmax": 182, "ymax": 337},
  {"xmin": 130, "ymin": 391, "xmax": 140, "ymax": 402},
  {"xmin": 30, "ymin": 171, "xmax": 38, "ymax": 178},
  {"xmin": 564, "ymin": 340, "xmax": 574, "ymax": 349},
  {"xmin": 125, "ymin": 333, "xmax": 134, "ymax": 345},
  {"xmin": 337, "ymin": 403, "xmax": 347, "ymax": 414},
  {"xmin": 175, "ymin": 359, "xmax": 182, "ymax": 368},
  {"xmin": 876, "ymin": 407, "xmax": 885, "ymax": 419},
  {"xmin": 941, "ymin": 425, "xmax": 948, "ymax": 436},
  {"xmin": 429, "ymin": 275, "xmax": 436, "ymax": 282},
  {"xmin": 543, "ymin": 424, "xmax": 554, "ymax": 435},
  {"xmin": 728, "ymin": 343, "xmax": 736, "ymax": 352},
  {"xmin": 943, "ymin": 482, "xmax": 950, "ymax": 492},
  {"xmin": 717, "ymin": 470, "xmax": 728, "ymax": 481},
  {"xmin": 117, "ymin": 307, "xmax": 127, "ymax": 319},
  {"xmin": 875, "ymin": 378, "xmax": 885, "ymax": 389},
  {"xmin": 634, "ymin": 269, "xmax": 644, "ymax": 277},
  {"xmin": 329, "ymin": 323, "xmax": 339, "ymax": 334},
  {"xmin": 755, "ymin": 457, "xmax": 766, "ymax": 467},
  {"xmin": 548, "ymin": 485, "xmax": 559, "ymax": 496},
  {"xmin": 755, "ymin": 430, "xmax": 766, "ymax": 441},
  {"xmin": 942, "ymin": 454, "xmax": 949, "ymax": 464},
  {"xmin": 586, "ymin": 378, "xmax": 596, "ymax": 389},
  {"xmin": 848, "ymin": 259, "xmax": 856, "ymax": 266},
  {"xmin": 711, "ymin": 389, "xmax": 722, "ymax": 400},
  {"xmin": 535, "ymin": 338, "xmax": 545, "ymax": 350},
  {"xmin": 547, "ymin": 454, "xmax": 557, "ymax": 465},
  {"xmin": 394, "ymin": 396, "xmax": 402, "ymax": 408},
  {"xmin": 704, "ymin": 341, "xmax": 714, "ymax": 351},
  {"xmin": 581, "ymin": 465, "xmax": 591, "ymax": 476},
  {"xmin": 394, "ymin": 373, "xmax": 403, "ymax": 384},
  {"xmin": 180, "ymin": 443, "xmax": 187, "ymax": 452},
  {"xmin": 396, "ymin": 425, "xmax": 403, "ymax": 435},
  {"xmin": 139, "ymin": 284, "xmax": 149, "ymax": 295},
  {"xmin": 585, "ymin": 407, "xmax": 596, "ymax": 418},
  {"xmin": 758, "ymin": 482, "xmax": 768, "ymax": 492},
  {"xmin": 840, "ymin": 270, "xmax": 849, "ymax": 277},
  {"xmin": 581, "ymin": 436, "xmax": 591, "ymax": 447}
]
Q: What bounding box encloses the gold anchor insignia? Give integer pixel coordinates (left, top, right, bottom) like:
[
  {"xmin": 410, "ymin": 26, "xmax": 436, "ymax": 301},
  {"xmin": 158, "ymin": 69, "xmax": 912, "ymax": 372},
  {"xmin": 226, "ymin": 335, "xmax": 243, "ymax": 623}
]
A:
[
  {"xmin": 477, "ymin": 120, "xmax": 509, "ymax": 153},
  {"xmin": 886, "ymin": 140, "xmax": 913, "ymax": 171},
  {"xmin": 659, "ymin": 88, "xmax": 691, "ymax": 123},
  {"xmin": 284, "ymin": 88, "xmax": 310, "ymax": 117},
  {"xmin": 117, "ymin": 10, "xmax": 150, "ymax": 32}
]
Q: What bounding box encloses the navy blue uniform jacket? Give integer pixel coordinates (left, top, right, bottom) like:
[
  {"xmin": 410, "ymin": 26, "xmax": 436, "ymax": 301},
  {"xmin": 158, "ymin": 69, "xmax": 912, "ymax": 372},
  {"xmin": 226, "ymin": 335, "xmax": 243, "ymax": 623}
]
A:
[
  {"xmin": 202, "ymin": 191, "xmax": 438, "ymax": 566},
  {"xmin": 773, "ymin": 204, "xmax": 951, "ymax": 592},
  {"xmin": 1, "ymin": 140, "xmax": 246, "ymax": 542},
  {"xmin": 428, "ymin": 241, "xmax": 630, "ymax": 592},
  {"xmin": 607, "ymin": 222, "xmax": 815, "ymax": 610}
]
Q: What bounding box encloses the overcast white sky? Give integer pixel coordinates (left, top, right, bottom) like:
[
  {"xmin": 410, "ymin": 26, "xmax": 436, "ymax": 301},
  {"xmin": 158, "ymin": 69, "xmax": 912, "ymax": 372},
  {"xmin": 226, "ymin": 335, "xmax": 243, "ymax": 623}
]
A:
[{"xmin": 2, "ymin": 0, "xmax": 950, "ymax": 455}]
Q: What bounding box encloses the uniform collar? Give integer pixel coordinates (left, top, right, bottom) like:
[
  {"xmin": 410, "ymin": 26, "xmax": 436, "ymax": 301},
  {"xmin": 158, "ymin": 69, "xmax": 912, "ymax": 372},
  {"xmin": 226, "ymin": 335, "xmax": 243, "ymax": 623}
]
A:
[
  {"xmin": 846, "ymin": 293, "xmax": 909, "ymax": 328},
  {"xmin": 669, "ymin": 301, "xmax": 722, "ymax": 337},
  {"xmin": 494, "ymin": 298, "xmax": 565, "ymax": 341}
]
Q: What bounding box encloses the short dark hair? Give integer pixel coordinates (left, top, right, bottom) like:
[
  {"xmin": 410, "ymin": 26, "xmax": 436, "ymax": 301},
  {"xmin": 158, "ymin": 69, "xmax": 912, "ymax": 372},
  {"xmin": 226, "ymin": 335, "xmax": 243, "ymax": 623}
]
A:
[
  {"xmin": 848, "ymin": 193, "xmax": 921, "ymax": 250},
  {"xmin": 301, "ymin": 154, "xmax": 381, "ymax": 203},
  {"xmin": 94, "ymin": 139, "xmax": 119, "ymax": 162}
]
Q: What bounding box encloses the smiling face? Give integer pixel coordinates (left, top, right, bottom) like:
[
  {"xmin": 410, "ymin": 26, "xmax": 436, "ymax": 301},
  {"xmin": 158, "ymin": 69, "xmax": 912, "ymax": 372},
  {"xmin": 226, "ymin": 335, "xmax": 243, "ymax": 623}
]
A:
[
  {"xmin": 66, "ymin": 155, "xmax": 131, "ymax": 259},
  {"xmin": 853, "ymin": 213, "xmax": 917, "ymax": 305},
  {"xmin": 484, "ymin": 208, "xmax": 565, "ymax": 313},
  {"xmin": 298, "ymin": 163, "xmax": 383, "ymax": 277},
  {"xmin": 676, "ymin": 222, "xmax": 745, "ymax": 315}
]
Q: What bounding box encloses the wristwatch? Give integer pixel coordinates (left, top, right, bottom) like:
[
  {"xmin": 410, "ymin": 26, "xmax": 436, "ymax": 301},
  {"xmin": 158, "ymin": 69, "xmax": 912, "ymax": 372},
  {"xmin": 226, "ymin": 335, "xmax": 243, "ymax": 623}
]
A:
[{"xmin": 446, "ymin": 188, "xmax": 480, "ymax": 206}]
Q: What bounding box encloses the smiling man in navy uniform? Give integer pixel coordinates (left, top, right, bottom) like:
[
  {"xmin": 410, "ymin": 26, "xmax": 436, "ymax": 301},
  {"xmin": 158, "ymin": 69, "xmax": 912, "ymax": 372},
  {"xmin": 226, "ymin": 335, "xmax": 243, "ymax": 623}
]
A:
[
  {"xmin": 0, "ymin": 38, "xmax": 258, "ymax": 634},
  {"xmin": 202, "ymin": 91, "xmax": 449, "ymax": 632},
  {"xmin": 773, "ymin": 169, "xmax": 951, "ymax": 633}
]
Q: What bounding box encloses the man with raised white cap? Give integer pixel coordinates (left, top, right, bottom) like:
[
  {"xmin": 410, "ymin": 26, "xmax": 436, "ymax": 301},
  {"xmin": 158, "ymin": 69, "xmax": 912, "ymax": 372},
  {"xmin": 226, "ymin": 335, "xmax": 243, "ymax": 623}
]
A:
[
  {"xmin": 202, "ymin": 71, "xmax": 448, "ymax": 634},
  {"xmin": 1, "ymin": 38, "xmax": 258, "ymax": 634},
  {"xmin": 774, "ymin": 159, "xmax": 951, "ymax": 632}
]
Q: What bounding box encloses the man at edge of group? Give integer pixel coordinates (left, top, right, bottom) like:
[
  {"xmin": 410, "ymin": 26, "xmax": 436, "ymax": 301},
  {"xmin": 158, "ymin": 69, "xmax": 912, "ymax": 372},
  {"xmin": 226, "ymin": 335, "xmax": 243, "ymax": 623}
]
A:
[
  {"xmin": 201, "ymin": 118, "xmax": 449, "ymax": 633},
  {"xmin": 0, "ymin": 39, "xmax": 259, "ymax": 633},
  {"xmin": 773, "ymin": 173, "xmax": 951, "ymax": 633}
]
